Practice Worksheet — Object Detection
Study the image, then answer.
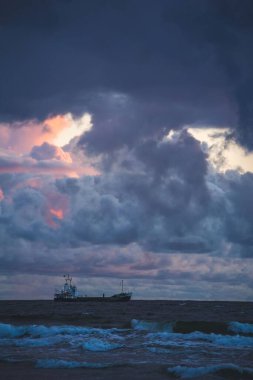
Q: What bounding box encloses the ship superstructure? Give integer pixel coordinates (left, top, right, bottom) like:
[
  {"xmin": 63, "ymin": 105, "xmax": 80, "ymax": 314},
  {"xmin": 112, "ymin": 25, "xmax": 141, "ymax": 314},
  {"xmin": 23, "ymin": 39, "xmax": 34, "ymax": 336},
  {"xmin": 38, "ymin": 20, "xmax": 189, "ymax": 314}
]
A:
[{"xmin": 54, "ymin": 274, "xmax": 77, "ymax": 300}]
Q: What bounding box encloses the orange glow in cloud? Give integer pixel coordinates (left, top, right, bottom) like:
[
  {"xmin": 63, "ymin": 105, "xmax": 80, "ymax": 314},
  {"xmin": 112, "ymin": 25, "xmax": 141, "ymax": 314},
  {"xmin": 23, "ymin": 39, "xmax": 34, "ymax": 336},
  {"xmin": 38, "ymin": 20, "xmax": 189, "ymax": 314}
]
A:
[
  {"xmin": 48, "ymin": 208, "xmax": 64, "ymax": 227},
  {"xmin": 0, "ymin": 187, "xmax": 4, "ymax": 201},
  {"xmin": 50, "ymin": 208, "xmax": 64, "ymax": 220},
  {"xmin": 44, "ymin": 114, "xmax": 70, "ymax": 134},
  {"xmin": 44, "ymin": 190, "xmax": 69, "ymax": 228}
]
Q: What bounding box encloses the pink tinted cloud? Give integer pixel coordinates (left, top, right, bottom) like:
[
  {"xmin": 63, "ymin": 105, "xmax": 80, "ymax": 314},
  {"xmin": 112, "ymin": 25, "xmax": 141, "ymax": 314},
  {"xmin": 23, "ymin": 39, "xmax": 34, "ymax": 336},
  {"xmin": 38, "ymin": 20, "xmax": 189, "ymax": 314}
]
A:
[
  {"xmin": 0, "ymin": 187, "xmax": 4, "ymax": 201},
  {"xmin": 0, "ymin": 115, "xmax": 70, "ymax": 154},
  {"xmin": 0, "ymin": 113, "xmax": 99, "ymax": 178}
]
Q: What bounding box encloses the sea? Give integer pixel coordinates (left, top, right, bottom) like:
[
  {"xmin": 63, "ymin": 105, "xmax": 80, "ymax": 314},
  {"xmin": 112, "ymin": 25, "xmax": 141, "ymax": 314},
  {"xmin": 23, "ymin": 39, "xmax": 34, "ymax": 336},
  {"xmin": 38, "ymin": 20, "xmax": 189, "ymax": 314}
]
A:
[{"xmin": 0, "ymin": 300, "xmax": 252, "ymax": 380}]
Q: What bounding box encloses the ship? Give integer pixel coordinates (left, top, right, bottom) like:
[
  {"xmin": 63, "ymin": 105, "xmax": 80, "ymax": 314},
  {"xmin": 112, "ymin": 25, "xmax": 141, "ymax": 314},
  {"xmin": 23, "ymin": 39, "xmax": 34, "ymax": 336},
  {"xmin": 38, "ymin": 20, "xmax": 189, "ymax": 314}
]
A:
[{"xmin": 54, "ymin": 274, "xmax": 132, "ymax": 302}]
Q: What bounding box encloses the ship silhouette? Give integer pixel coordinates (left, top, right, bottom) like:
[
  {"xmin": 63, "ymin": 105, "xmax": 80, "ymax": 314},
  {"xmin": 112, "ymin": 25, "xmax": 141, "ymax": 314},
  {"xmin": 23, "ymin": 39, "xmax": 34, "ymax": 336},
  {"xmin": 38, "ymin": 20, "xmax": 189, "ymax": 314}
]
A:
[{"xmin": 54, "ymin": 274, "xmax": 132, "ymax": 302}]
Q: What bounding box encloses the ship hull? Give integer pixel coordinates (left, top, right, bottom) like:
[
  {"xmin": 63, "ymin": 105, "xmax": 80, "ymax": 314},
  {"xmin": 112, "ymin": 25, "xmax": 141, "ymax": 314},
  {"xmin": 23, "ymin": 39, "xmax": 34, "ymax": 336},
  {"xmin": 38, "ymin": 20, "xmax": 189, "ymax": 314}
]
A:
[{"xmin": 54, "ymin": 295, "xmax": 131, "ymax": 302}]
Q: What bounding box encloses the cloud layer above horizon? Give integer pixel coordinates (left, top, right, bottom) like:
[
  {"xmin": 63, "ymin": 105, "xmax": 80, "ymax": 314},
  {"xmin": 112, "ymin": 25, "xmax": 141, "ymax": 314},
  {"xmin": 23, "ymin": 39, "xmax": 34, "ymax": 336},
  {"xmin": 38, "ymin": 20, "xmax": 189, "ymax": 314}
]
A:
[{"xmin": 0, "ymin": 0, "xmax": 253, "ymax": 299}]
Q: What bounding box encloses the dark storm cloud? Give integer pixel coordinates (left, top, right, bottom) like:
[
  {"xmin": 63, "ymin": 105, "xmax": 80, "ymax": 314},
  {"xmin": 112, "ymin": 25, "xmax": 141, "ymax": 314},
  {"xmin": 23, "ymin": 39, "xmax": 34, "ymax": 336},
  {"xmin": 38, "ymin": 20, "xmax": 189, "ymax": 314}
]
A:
[
  {"xmin": 222, "ymin": 172, "xmax": 253, "ymax": 257},
  {"xmin": 1, "ymin": 0, "xmax": 253, "ymax": 148},
  {"xmin": 57, "ymin": 131, "xmax": 213, "ymax": 253}
]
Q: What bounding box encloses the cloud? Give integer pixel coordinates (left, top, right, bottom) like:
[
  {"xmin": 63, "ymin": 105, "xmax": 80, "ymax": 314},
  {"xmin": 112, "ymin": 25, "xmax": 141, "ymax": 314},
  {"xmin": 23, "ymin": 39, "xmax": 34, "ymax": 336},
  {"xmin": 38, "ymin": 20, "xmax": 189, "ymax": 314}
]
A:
[
  {"xmin": 0, "ymin": 112, "xmax": 98, "ymax": 178},
  {"xmin": 0, "ymin": 112, "xmax": 92, "ymax": 154},
  {"xmin": 1, "ymin": 129, "xmax": 252, "ymax": 260},
  {"xmin": 2, "ymin": 1, "xmax": 252, "ymax": 148},
  {"xmin": 0, "ymin": 126, "xmax": 253, "ymax": 299},
  {"xmin": 30, "ymin": 142, "xmax": 72, "ymax": 163},
  {"xmin": 53, "ymin": 113, "xmax": 92, "ymax": 147},
  {"xmin": 0, "ymin": 187, "xmax": 4, "ymax": 201},
  {"xmin": 0, "ymin": 147, "xmax": 75, "ymax": 177}
]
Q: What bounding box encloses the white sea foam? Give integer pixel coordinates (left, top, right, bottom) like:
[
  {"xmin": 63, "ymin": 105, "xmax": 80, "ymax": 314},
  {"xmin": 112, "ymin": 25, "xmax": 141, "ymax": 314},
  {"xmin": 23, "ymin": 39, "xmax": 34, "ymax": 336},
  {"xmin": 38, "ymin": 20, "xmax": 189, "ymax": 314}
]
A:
[
  {"xmin": 0, "ymin": 323, "xmax": 122, "ymax": 339},
  {"xmin": 147, "ymin": 330, "xmax": 253, "ymax": 348},
  {"xmin": 131, "ymin": 319, "xmax": 173, "ymax": 332},
  {"xmin": 229, "ymin": 321, "xmax": 253, "ymax": 334},
  {"xmin": 168, "ymin": 364, "xmax": 253, "ymax": 379},
  {"xmin": 36, "ymin": 359, "xmax": 112, "ymax": 368},
  {"xmin": 82, "ymin": 338, "xmax": 123, "ymax": 352}
]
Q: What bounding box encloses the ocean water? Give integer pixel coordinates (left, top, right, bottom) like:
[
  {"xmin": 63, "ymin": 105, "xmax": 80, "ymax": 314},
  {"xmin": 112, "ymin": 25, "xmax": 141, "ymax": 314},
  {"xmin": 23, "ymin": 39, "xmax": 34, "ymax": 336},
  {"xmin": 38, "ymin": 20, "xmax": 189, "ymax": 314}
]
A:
[{"xmin": 0, "ymin": 300, "xmax": 252, "ymax": 379}]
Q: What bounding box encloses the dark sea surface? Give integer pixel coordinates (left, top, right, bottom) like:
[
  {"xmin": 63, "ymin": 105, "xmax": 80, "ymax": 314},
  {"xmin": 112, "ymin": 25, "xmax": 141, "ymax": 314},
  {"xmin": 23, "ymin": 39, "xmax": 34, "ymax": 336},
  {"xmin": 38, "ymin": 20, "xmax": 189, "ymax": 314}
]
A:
[{"xmin": 0, "ymin": 300, "xmax": 253, "ymax": 380}]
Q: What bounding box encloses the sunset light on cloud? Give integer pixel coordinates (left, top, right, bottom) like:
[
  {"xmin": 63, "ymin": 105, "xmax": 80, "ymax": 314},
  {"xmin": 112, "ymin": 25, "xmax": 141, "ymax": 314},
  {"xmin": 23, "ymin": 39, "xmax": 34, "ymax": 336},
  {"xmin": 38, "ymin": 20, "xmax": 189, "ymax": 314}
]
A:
[
  {"xmin": 0, "ymin": 0, "xmax": 253, "ymax": 303},
  {"xmin": 188, "ymin": 127, "xmax": 253, "ymax": 173},
  {"xmin": 0, "ymin": 112, "xmax": 92, "ymax": 153},
  {"xmin": 0, "ymin": 112, "xmax": 97, "ymax": 178},
  {"xmin": 52, "ymin": 113, "xmax": 92, "ymax": 147}
]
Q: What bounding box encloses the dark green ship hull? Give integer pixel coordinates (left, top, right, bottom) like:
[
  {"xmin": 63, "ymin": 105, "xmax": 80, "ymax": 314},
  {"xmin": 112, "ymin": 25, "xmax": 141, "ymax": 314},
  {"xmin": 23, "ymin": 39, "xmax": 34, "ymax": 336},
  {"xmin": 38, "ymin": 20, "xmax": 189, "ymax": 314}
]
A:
[{"xmin": 54, "ymin": 294, "xmax": 131, "ymax": 302}]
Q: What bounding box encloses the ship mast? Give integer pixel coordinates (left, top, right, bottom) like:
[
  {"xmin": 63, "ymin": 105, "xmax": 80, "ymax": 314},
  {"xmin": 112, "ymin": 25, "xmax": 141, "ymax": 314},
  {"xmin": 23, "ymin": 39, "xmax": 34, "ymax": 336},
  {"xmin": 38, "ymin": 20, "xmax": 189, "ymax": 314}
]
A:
[{"xmin": 64, "ymin": 274, "xmax": 72, "ymax": 285}]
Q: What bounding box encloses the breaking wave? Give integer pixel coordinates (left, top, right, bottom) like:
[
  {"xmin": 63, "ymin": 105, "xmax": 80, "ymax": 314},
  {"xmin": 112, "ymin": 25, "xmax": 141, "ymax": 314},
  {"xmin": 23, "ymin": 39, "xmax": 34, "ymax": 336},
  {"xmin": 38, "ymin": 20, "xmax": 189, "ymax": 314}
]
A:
[
  {"xmin": 0, "ymin": 322, "xmax": 121, "ymax": 339},
  {"xmin": 131, "ymin": 319, "xmax": 253, "ymax": 336},
  {"xmin": 147, "ymin": 330, "xmax": 253, "ymax": 348},
  {"xmin": 167, "ymin": 364, "xmax": 253, "ymax": 379},
  {"xmin": 0, "ymin": 323, "xmax": 124, "ymax": 350},
  {"xmin": 229, "ymin": 321, "xmax": 253, "ymax": 335},
  {"xmin": 131, "ymin": 319, "xmax": 173, "ymax": 332}
]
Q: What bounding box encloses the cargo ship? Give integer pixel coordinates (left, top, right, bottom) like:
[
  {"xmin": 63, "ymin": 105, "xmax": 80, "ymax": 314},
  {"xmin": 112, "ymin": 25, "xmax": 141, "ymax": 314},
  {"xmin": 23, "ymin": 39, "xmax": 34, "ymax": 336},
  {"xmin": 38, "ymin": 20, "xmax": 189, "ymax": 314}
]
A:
[{"xmin": 54, "ymin": 274, "xmax": 132, "ymax": 302}]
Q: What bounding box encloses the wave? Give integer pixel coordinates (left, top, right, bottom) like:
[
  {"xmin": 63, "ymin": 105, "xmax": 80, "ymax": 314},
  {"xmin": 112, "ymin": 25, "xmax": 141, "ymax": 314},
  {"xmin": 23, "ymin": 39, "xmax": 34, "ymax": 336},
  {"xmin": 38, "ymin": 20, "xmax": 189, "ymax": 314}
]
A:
[
  {"xmin": 229, "ymin": 321, "xmax": 253, "ymax": 335},
  {"xmin": 131, "ymin": 319, "xmax": 173, "ymax": 332},
  {"xmin": 147, "ymin": 330, "xmax": 253, "ymax": 348},
  {"xmin": 0, "ymin": 323, "xmax": 122, "ymax": 339},
  {"xmin": 0, "ymin": 323, "xmax": 27, "ymax": 338},
  {"xmin": 167, "ymin": 364, "xmax": 253, "ymax": 379},
  {"xmin": 2, "ymin": 320, "xmax": 252, "ymax": 340},
  {"xmin": 0, "ymin": 336, "xmax": 63, "ymax": 347},
  {"xmin": 1, "ymin": 321, "xmax": 253, "ymax": 352},
  {"xmin": 131, "ymin": 319, "xmax": 253, "ymax": 335},
  {"xmin": 36, "ymin": 359, "xmax": 113, "ymax": 369},
  {"xmin": 82, "ymin": 338, "xmax": 123, "ymax": 352},
  {"xmin": 0, "ymin": 322, "xmax": 124, "ymax": 350},
  {"xmin": 131, "ymin": 319, "xmax": 253, "ymax": 348}
]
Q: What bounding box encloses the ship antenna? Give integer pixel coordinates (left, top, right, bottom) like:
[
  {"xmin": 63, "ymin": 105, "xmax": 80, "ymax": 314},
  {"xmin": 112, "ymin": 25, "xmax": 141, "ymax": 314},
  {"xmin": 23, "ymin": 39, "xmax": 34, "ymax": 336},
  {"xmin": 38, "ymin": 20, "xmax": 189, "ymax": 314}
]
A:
[
  {"xmin": 121, "ymin": 280, "xmax": 123, "ymax": 293},
  {"xmin": 64, "ymin": 274, "xmax": 72, "ymax": 285}
]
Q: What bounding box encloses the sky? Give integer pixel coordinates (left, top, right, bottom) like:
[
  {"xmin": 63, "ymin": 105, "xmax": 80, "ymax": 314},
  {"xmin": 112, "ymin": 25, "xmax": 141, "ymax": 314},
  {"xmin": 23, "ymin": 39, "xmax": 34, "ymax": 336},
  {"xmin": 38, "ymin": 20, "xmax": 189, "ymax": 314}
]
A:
[{"xmin": 1, "ymin": 0, "xmax": 253, "ymax": 300}]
